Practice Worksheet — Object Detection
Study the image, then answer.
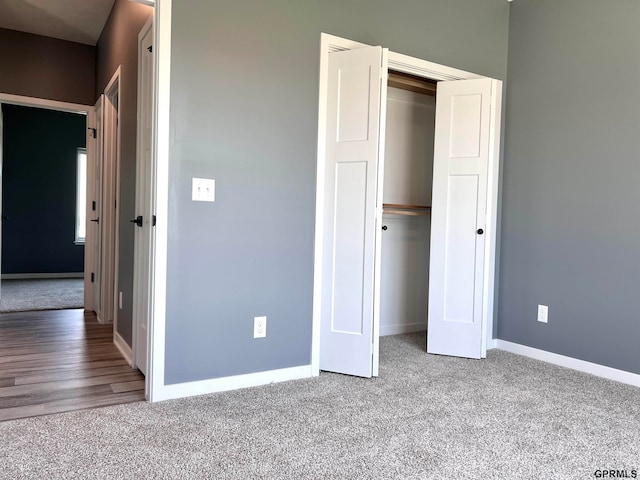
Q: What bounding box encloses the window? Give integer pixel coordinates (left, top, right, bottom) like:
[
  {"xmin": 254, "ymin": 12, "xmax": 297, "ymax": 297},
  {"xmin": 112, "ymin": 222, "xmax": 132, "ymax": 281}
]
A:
[{"xmin": 75, "ymin": 148, "xmax": 87, "ymax": 245}]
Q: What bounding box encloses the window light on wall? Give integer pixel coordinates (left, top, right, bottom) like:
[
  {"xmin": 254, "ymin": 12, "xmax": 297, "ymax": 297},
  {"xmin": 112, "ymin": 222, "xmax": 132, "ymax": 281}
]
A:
[{"xmin": 75, "ymin": 148, "xmax": 87, "ymax": 245}]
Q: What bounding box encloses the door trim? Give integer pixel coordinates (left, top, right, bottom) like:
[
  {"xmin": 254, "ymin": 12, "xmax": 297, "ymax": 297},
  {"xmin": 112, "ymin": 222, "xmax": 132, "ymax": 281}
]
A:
[
  {"xmin": 0, "ymin": 93, "xmax": 95, "ymax": 310},
  {"xmin": 103, "ymin": 68, "xmax": 122, "ymax": 334},
  {"xmin": 312, "ymin": 33, "xmax": 499, "ymax": 375},
  {"xmin": 147, "ymin": 0, "xmax": 171, "ymax": 402},
  {"xmin": 0, "ymin": 94, "xmax": 89, "ymax": 114}
]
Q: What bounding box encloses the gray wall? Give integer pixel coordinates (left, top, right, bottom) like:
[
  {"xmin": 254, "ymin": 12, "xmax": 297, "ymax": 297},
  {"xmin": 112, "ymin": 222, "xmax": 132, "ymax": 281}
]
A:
[
  {"xmin": 499, "ymin": 0, "xmax": 640, "ymax": 374},
  {"xmin": 0, "ymin": 28, "xmax": 95, "ymax": 105},
  {"xmin": 96, "ymin": 0, "xmax": 153, "ymax": 346},
  {"xmin": 1, "ymin": 105, "xmax": 86, "ymax": 275},
  {"xmin": 165, "ymin": 0, "xmax": 510, "ymax": 384}
]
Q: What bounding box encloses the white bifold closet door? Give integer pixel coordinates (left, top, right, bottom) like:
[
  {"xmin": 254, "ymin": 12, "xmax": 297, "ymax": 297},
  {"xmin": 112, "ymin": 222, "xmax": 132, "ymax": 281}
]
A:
[
  {"xmin": 319, "ymin": 45, "xmax": 388, "ymax": 378},
  {"xmin": 427, "ymin": 78, "xmax": 495, "ymax": 359}
]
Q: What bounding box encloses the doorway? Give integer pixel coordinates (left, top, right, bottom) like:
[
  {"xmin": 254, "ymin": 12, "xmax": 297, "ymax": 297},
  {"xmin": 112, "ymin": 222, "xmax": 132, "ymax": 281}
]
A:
[
  {"xmin": 379, "ymin": 73, "xmax": 436, "ymax": 341},
  {"xmin": 312, "ymin": 34, "xmax": 502, "ymax": 378},
  {"xmin": 0, "ymin": 94, "xmax": 145, "ymax": 422},
  {"xmin": 0, "ymin": 98, "xmax": 91, "ymax": 313}
]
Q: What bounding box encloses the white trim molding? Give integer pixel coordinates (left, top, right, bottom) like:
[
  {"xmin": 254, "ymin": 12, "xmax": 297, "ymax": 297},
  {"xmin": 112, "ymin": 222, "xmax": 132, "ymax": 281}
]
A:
[
  {"xmin": 152, "ymin": 365, "xmax": 313, "ymax": 402},
  {"xmin": 114, "ymin": 331, "xmax": 134, "ymax": 367},
  {"xmin": 0, "ymin": 93, "xmax": 89, "ymax": 114},
  {"xmin": 496, "ymin": 340, "xmax": 640, "ymax": 388},
  {"xmin": 148, "ymin": 0, "xmax": 171, "ymax": 403}
]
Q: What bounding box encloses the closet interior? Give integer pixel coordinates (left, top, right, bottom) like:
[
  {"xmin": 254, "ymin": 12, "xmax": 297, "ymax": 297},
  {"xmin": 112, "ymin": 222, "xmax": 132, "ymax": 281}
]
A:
[{"xmin": 379, "ymin": 71, "xmax": 437, "ymax": 339}]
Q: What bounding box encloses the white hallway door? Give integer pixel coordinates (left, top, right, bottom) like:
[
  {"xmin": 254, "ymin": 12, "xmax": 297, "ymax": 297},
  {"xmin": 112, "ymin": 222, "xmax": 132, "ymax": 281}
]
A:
[
  {"xmin": 133, "ymin": 21, "xmax": 154, "ymax": 376},
  {"xmin": 92, "ymin": 96, "xmax": 105, "ymax": 321},
  {"xmin": 319, "ymin": 46, "xmax": 501, "ymax": 376}
]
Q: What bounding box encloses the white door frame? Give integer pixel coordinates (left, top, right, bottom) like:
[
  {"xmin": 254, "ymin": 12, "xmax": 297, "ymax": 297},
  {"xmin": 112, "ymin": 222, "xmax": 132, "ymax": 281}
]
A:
[
  {"xmin": 0, "ymin": 102, "xmax": 3, "ymax": 300},
  {"xmin": 147, "ymin": 0, "xmax": 171, "ymax": 402},
  {"xmin": 132, "ymin": 16, "xmax": 155, "ymax": 376},
  {"xmin": 102, "ymin": 68, "xmax": 122, "ymax": 335},
  {"xmin": 91, "ymin": 96, "xmax": 104, "ymax": 319},
  {"xmin": 312, "ymin": 33, "xmax": 501, "ymax": 375},
  {"xmin": 0, "ymin": 93, "xmax": 94, "ymax": 309}
]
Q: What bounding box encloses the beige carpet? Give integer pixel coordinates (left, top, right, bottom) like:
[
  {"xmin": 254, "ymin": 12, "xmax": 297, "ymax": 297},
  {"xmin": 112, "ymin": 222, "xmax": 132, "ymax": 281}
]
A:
[
  {"xmin": 0, "ymin": 333, "xmax": 638, "ymax": 479},
  {"xmin": 0, "ymin": 278, "xmax": 84, "ymax": 312}
]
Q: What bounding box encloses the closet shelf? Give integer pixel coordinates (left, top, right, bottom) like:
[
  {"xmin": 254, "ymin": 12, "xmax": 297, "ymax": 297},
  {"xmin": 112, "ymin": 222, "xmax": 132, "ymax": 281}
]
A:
[
  {"xmin": 388, "ymin": 71, "xmax": 437, "ymax": 97},
  {"xmin": 383, "ymin": 203, "xmax": 431, "ymax": 216}
]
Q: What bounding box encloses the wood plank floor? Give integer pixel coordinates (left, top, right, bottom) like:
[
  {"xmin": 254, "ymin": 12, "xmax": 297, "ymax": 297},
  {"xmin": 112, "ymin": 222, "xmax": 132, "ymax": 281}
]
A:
[{"xmin": 0, "ymin": 309, "xmax": 145, "ymax": 422}]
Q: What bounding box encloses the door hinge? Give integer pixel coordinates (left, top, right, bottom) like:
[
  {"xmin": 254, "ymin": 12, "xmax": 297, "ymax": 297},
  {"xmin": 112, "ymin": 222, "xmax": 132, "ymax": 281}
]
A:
[
  {"xmin": 91, "ymin": 272, "xmax": 95, "ymax": 283},
  {"xmin": 147, "ymin": 45, "xmax": 153, "ymax": 53},
  {"xmin": 88, "ymin": 127, "xmax": 97, "ymax": 138},
  {"xmin": 92, "ymin": 201, "xmax": 96, "ymax": 211},
  {"xmin": 152, "ymin": 215, "xmax": 156, "ymax": 227}
]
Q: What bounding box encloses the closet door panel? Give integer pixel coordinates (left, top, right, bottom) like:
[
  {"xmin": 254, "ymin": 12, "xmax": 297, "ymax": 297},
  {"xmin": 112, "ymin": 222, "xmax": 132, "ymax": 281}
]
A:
[
  {"xmin": 442, "ymin": 175, "xmax": 479, "ymax": 323},
  {"xmin": 332, "ymin": 161, "xmax": 368, "ymax": 334}
]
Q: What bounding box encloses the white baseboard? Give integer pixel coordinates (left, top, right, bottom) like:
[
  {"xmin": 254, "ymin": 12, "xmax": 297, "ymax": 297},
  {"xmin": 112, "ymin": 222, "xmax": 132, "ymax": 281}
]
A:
[
  {"xmin": 151, "ymin": 365, "xmax": 313, "ymax": 403},
  {"xmin": 380, "ymin": 322, "xmax": 427, "ymax": 337},
  {"xmin": 496, "ymin": 340, "xmax": 640, "ymax": 388},
  {"xmin": 114, "ymin": 331, "xmax": 134, "ymax": 367},
  {"xmin": 1, "ymin": 272, "xmax": 84, "ymax": 280},
  {"xmin": 487, "ymin": 338, "xmax": 498, "ymax": 350}
]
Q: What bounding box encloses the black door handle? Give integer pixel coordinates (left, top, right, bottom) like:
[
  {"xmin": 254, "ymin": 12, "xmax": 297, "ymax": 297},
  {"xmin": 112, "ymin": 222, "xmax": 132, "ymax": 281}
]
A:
[
  {"xmin": 91, "ymin": 218, "xmax": 100, "ymax": 223},
  {"xmin": 382, "ymin": 225, "xmax": 388, "ymax": 231},
  {"xmin": 477, "ymin": 228, "xmax": 484, "ymax": 235},
  {"xmin": 130, "ymin": 216, "xmax": 143, "ymax": 227}
]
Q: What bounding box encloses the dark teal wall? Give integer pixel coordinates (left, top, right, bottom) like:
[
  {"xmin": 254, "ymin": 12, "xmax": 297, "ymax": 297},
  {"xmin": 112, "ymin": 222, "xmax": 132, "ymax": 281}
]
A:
[
  {"xmin": 1, "ymin": 104, "xmax": 86, "ymax": 274},
  {"xmin": 165, "ymin": 0, "xmax": 510, "ymax": 384},
  {"xmin": 499, "ymin": 0, "xmax": 640, "ymax": 374}
]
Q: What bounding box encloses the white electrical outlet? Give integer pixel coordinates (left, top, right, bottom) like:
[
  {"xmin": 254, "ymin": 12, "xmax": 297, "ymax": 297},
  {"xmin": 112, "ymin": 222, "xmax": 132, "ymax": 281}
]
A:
[
  {"xmin": 254, "ymin": 316, "xmax": 267, "ymax": 338},
  {"xmin": 192, "ymin": 177, "xmax": 215, "ymax": 202},
  {"xmin": 537, "ymin": 304, "xmax": 548, "ymax": 324},
  {"xmin": 119, "ymin": 292, "xmax": 123, "ymax": 310}
]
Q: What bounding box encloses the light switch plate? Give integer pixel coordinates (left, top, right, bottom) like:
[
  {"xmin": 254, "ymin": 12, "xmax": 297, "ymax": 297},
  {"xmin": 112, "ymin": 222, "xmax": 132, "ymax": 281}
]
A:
[
  {"xmin": 192, "ymin": 178, "xmax": 215, "ymax": 202},
  {"xmin": 254, "ymin": 316, "xmax": 267, "ymax": 338},
  {"xmin": 537, "ymin": 304, "xmax": 548, "ymax": 324}
]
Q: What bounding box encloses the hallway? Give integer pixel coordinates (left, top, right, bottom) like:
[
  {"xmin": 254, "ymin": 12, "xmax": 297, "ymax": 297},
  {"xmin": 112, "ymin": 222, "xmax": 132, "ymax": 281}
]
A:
[{"xmin": 0, "ymin": 309, "xmax": 144, "ymax": 422}]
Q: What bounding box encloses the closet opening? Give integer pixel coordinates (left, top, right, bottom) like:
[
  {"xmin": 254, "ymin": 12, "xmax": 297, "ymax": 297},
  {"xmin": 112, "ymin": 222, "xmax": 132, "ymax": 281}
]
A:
[
  {"xmin": 378, "ymin": 71, "xmax": 437, "ymax": 351},
  {"xmin": 315, "ymin": 35, "xmax": 503, "ymax": 378}
]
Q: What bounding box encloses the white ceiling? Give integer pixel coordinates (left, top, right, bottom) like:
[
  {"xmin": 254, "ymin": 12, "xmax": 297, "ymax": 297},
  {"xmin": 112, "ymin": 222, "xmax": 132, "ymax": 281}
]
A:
[{"xmin": 0, "ymin": 0, "xmax": 116, "ymax": 45}]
